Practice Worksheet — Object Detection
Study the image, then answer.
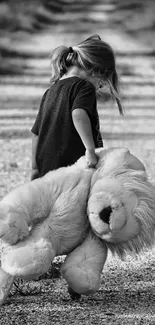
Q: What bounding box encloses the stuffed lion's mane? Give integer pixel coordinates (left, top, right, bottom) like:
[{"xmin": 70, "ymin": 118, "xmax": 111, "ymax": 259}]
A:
[{"xmin": 102, "ymin": 170, "xmax": 155, "ymax": 258}]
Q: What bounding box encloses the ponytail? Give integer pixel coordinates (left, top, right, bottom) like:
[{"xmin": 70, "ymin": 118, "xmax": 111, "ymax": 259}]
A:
[{"xmin": 50, "ymin": 46, "xmax": 75, "ymax": 83}]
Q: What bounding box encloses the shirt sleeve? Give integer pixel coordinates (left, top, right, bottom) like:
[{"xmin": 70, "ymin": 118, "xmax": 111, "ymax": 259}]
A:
[
  {"xmin": 31, "ymin": 89, "xmax": 49, "ymax": 135},
  {"xmin": 71, "ymin": 81, "xmax": 96, "ymax": 118}
]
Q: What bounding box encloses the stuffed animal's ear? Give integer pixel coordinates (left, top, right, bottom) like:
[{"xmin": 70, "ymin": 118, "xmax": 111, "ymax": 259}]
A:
[
  {"xmin": 124, "ymin": 151, "xmax": 145, "ymax": 171},
  {"xmin": 95, "ymin": 147, "xmax": 129, "ymax": 170},
  {"xmin": 94, "ymin": 147, "xmax": 145, "ymax": 173}
]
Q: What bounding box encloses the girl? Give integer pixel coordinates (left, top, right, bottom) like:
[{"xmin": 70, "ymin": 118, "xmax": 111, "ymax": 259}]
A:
[{"xmin": 31, "ymin": 34, "xmax": 123, "ymax": 180}]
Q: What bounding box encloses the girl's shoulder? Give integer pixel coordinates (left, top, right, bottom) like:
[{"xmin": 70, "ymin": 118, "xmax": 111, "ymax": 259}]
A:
[
  {"xmin": 48, "ymin": 77, "xmax": 96, "ymax": 100},
  {"xmin": 53, "ymin": 76, "xmax": 95, "ymax": 89},
  {"xmin": 71, "ymin": 77, "xmax": 96, "ymax": 96}
]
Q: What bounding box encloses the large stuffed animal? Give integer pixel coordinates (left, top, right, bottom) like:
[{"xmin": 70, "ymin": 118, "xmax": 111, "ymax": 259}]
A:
[{"xmin": 0, "ymin": 147, "xmax": 155, "ymax": 305}]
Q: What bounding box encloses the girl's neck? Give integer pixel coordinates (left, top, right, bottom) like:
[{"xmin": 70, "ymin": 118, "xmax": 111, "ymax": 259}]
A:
[
  {"xmin": 60, "ymin": 66, "xmax": 100, "ymax": 90},
  {"xmin": 60, "ymin": 66, "xmax": 88, "ymax": 80}
]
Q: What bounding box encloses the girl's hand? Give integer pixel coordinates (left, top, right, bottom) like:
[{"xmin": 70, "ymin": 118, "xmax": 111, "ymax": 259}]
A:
[
  {"xmin": 31, "ymin": 169, "xmax": 39, "ymax": 181},
  {"xmin": 85, "ymin": 149, "xmax": 98, "ymax": 168}
]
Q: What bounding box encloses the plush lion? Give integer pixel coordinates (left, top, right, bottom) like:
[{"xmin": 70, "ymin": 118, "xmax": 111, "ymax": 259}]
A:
[{"xmin": 0, "ymin": 147, "xmax": 155, "ymax": 305}]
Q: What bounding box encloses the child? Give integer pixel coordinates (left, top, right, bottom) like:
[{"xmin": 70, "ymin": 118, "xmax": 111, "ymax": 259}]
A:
[{"xmin": 31, "ymin": 34, "xmax": 123, "ymax": 180}]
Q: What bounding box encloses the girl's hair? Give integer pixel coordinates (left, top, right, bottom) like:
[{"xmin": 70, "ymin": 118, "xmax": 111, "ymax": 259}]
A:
[{"xmin": 50, "ymin": 34, "xmax": 123, "ymax": 114}]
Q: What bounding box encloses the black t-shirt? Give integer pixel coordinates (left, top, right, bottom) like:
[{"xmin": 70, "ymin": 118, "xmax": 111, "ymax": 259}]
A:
[{"xmin": 31, "ymin": 76, "xmax": 103, "ymax": 176}]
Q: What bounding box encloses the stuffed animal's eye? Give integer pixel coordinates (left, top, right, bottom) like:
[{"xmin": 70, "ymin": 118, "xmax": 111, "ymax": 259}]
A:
[{"xmin": 99, "ymin": 206, "xmax": 112, "ymax": 224}]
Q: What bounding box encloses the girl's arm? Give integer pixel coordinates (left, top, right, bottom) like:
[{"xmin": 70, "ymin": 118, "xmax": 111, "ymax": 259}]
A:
[
  {"xmin": 72, "ymin": 108, "xmax": 98, "ymax": 167},
  {"xmin": 31, "ymin": 134, "xmax": 39, "ymax": 180}
]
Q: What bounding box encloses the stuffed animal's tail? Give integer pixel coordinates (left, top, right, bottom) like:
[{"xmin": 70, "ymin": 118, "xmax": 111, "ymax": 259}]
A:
[{"xmin": 0, "ymin": 203, "xmax": 30, "ymax": 245}]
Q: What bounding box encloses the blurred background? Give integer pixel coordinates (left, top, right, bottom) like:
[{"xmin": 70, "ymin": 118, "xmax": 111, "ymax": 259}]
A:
[
  {"xmin": 0, "ymin": 0, "xmax": 155, "ymax": 192},
  {"xmin": 0, "ymin": 0, "xmax": 155, "ymax": 132}
]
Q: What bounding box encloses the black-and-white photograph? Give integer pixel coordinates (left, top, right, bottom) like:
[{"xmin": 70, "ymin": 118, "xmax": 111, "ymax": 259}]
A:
[{"xmin": 0, "ymin": 0, "xmax": 155, "ymax": 324}]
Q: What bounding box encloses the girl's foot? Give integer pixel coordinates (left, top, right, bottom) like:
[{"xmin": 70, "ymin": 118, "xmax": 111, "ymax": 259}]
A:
[{"xmin": 68, "ymin": 285, "xmax": 81, "ymax": 300}]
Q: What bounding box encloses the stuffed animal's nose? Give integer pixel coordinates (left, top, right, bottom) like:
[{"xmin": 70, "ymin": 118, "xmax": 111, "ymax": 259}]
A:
[{"xmin": 99, "ymin": 206, "xmax": 112, "ymax": 224}]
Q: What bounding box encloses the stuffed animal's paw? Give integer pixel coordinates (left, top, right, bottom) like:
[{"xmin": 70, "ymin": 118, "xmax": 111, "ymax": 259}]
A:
[{"xmin": 0, "ymin": 204, "xmax": 29, "ymax": 245}]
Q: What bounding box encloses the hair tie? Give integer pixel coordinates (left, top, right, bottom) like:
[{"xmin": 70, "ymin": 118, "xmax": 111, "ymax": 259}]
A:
[
  {"xmin": 68, "ymin": 46, "xmax": 74, "ymax": 53},
  {"xmin": 66, "ymin": 47, "xmax": 74, "ymax": 63}
]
